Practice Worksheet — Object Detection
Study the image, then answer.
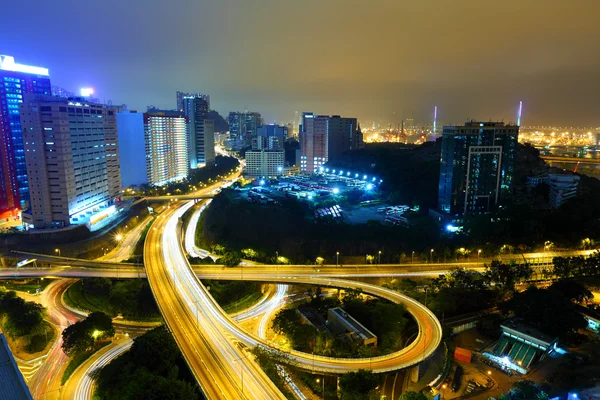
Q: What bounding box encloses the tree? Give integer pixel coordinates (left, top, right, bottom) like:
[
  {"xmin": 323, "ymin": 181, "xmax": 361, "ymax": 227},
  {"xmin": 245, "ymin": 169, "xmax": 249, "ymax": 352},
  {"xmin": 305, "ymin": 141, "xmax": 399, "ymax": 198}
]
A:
[
  {"xmin": 339, "ymin": 370, "xmax": 379, "ymax": 400},
  {"xmin": 549, "ymin": 280, "xmax": 593, "ymax": 304},
  {"xmin": 484, "ymin": 260, "xmax": 532, "ymax": 290},
  {"xmin": 498, "ymin": 380, "xmax": 549, "ymax": 400},
  {"xmin": 398, "ymin": 392, "xmax": 427, "ymax": 400},
  {"xmin": 62, "ymin": 312, "xmax": 115, "ymax": 356},
  {"xmin": 500, "ymin": 287, "xmax": 587, "ymax": 340},
  {"xmin": 82, "ymin": 278, "xmax": 112, "ymax": 297},
  {"xmin": 218, "ymin": 252, "xmax": 241, "ymax": 267}
]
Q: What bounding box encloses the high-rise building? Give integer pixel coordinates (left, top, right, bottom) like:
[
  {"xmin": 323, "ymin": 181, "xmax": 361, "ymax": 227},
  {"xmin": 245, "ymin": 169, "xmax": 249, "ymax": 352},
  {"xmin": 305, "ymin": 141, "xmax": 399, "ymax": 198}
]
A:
[
  {"xmin": 0, "ymin": 55, "xmax": 51, "ymax": 215},
  {"xmin": 256, "ymin": 124, "xmax": 288, "ymax": 150},
  {"xmin": 228, "ymin": 111, "xmax": 262, "ymax": 148},
  {"xmin": 438, "ymin": 121, "xmax": 519, "ymax": 216},
  {"xmin": 19, "ymin": 95, "xmax": 121, "ymax": 229},
  {"xmin": 176, "ymin": 91, "xmax": 209, "ymax": 112},
  {"xmin": 104, "ymin": 105, "xmax": 122, "ymax": 200},
  {"xmin": 298, "ymin": 112, "xmax": 363, "ymax": 173},
  {"xmin": 116, "ymin": 110, "xmax": 146, "ymax": 187},
  {"xmin": 182, "ymin": 96, "xmax": 214, "ymax": 168},
  {"xmin": 243, "ymin": 150, "xmax": 285, "ymax": 177},
  {"xmin": 144, "ymin": 110, "xmax": 188, "ymax": 186}
]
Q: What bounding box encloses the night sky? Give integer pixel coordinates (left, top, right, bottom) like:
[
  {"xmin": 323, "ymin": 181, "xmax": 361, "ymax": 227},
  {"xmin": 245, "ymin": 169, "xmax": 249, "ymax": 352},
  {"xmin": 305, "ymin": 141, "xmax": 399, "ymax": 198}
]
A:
[{"xmin": 2, "ymin": 0, "xmax": 599, "ymax": 126}]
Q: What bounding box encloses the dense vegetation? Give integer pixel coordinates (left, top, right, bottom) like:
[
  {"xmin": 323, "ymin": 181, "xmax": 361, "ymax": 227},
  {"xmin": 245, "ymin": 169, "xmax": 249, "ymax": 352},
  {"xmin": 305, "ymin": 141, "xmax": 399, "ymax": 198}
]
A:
[
  {"xmin": 62, "ymin": 311, "xmax": 115, "ymax": 356},
  {"xmin": 201, "ymin": 189, "xmax": 438, "ymax": 263},
  {"xmin": 95, "ymin": 326, "xmax": 200, "ymax": 400},
  {"xmin": 202, "ymin": 280, "xmax": 262, "ymax": 312},
  {"xmin": 338, "ymin": 370, "xmax": 379, "ymax": 400},
  {"xmin": 66, "ymin": 279, "xmax": 160, "ymax": 319},
  {"xmin": 0, "ymin": 289, "xmax": 53, "ymax": 353},
  {"xmin": 272, "ymin": 288, "xmax": 408, "ymax": 356},
  {"xmin": 140, "ymin": 155, "xmax": 239, "ymax": 196},
  {"xmin": 61, "ymin": 311, "xmax": 115, "ymax": 384}
]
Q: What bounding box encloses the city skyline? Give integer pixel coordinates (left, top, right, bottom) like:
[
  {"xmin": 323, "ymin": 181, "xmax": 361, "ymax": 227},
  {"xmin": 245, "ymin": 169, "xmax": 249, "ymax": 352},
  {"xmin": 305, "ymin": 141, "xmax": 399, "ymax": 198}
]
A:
[{"xmin": 1, "ymin": 1, "xmax": 599, "ymax": 127}]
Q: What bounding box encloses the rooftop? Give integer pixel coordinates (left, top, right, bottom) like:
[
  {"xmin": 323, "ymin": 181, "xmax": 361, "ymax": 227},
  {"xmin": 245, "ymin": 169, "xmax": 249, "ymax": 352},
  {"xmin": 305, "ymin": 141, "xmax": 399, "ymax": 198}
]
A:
[{"xmin": 0, "ymin": 334, "xmax": 33, "ymax": 400}]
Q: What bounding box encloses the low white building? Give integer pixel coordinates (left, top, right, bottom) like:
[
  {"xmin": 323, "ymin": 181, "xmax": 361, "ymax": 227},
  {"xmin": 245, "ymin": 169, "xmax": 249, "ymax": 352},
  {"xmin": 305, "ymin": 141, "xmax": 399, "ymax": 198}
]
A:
[
  {"xmin": 548, "ymin": 174, "xmax": 579, "ymax": 209},
  {"xmin": 243, "ymin": 150, "xmax": 284, "ymax": 177}
]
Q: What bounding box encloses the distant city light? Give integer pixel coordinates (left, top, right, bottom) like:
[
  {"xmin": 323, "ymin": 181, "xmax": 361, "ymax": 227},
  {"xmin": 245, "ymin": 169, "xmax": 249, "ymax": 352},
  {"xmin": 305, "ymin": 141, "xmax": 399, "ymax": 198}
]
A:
[
  {"xmin": 355, "ymin": 173, "xmax": 359, "ymax": 178},
  {"xmin": 332, "ymin": 188, "xmax": 340, "ymax": 194},
  {"xmin": 325, "ymin": 168, "xmax": 329, "ymax": 172},
  {"xmin": 319, "ymin": 167, "xmax": 324, "ymax": 172},
  {"xmin": 308, "ymin": 194, "xmax": 313, "ymax": 200},
  {"xmin": 259, "ymin": 179, "xmax": 265, "ymax": 185},
  {"xmin": 80, "ymin": 87, "xmax": 94, "ymax": 97},
  {"xmin": 277, "ymin": 166, "xmax": 283, "ymax": 172},
  {"xmin": 363, "ymin": 175, "xmax": 367, "ymax": 180},
  {"xmin": 366, "ymin": 183, "xmax": 374, "ymax": 190},
  {"xmin": 0, "ymin": 55, "xmax": 49, "ymax": 76}
]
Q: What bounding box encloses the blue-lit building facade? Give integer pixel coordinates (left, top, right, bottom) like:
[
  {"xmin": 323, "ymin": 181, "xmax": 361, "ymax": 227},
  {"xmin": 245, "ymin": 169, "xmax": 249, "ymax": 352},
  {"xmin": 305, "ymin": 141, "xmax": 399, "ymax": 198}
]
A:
[
  {"xmin": 438, "ymin": 121, "xmax": 518, "ymax": 216},
  {"xmin": 19, "ymin": 95, "xmax": 121, "ymax": 229},
  {"xmin": 0, "ymin": 55, "xmax": 51, "ymax": 215}
]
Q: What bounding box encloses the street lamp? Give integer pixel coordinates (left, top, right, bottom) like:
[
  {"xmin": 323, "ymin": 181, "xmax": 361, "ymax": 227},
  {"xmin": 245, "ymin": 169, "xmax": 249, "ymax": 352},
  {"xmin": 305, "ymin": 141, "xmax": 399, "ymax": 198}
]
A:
[
  {"xmin": 412, "ymin": 251, "xmax": 415, "ymax": 263},
  {"xmin": 430, "ymin": 249, "xmax": 434, "ymax": 263},
  {"xmin": 336, "ymin": 251, "xmax": 339, "ymax": 266},
  {"xmin": 478, "ymin": 249, "xmax": 482, "ymax": 259},
  {"xmin": 316, "ymin": 377, "xmax": 325, "ymax": 399},
  {"xmin": 55, "ymin": 248, "xmax": 61, "ymax": 257},
  {"xmin": 378, "ymin": 250, "xmax": 382, "ymax": 264}
]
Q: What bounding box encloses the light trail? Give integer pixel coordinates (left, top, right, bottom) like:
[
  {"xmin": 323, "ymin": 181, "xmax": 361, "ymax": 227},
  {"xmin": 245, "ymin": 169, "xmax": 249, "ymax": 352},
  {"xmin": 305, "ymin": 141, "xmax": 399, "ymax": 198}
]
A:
[{"xmin": 74, "ymin": 338, "xmax": 133, "ymax": 400}]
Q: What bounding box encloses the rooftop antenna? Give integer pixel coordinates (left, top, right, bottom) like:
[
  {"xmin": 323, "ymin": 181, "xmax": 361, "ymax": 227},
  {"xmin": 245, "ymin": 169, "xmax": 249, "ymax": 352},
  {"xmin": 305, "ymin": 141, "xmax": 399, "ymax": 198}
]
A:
[
  {"xmin": 433, "ymin": 106, "xmax": 438, "ymax": 137},
  {"xmin": 517, "ymin": 101, "xmax": 523, "ymax": 126}
]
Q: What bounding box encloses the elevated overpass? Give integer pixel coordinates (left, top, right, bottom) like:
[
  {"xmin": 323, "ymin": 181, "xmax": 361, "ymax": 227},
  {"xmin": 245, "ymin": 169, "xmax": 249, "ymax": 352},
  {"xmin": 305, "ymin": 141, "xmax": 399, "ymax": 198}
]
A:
[{"xmin": 541, "ymin": 155, "xmax": 600, "ymax": 165}]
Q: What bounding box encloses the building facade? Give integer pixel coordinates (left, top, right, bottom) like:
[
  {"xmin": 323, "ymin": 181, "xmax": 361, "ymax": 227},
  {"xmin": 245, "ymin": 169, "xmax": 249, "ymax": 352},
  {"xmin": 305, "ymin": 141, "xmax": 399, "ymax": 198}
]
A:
[
  {"xmin": 116, "ymin": 110, "xmax": 146, "ymax": 187},
  {"xmin": 299, "ymin": 112, "xmax": 363, "ymax": 174},
  {"xmin": 182, "ymin": 96, "xmax": 214, "ymax": 168},
  {"xmin": 228, "ymin": 111, "xmax": 261, "ymax": 148},
  {"xmin": 243, "ymin": 150, "xmax": 284, "ymax": 177},
  {"xmin": 257, "ymin": 124, "xmax": 288, "ymax": 148},
  {"xmin": 144, "ymin": 110, "xmax": 188, "ymax": 186},
  {"xmin": 0, "ymin": 55, "xmax": 52, "ymax": 215},
  {"xmin": 176, "ymin": 91, "xmax": 209, "ymax": 112},
  {"xmin": 438, "ymin": 121, "xmax": 518, "ymax": 216},
  {"xmin": 19, "ymin": 95, "xmax": 120, "ymax": 229}
]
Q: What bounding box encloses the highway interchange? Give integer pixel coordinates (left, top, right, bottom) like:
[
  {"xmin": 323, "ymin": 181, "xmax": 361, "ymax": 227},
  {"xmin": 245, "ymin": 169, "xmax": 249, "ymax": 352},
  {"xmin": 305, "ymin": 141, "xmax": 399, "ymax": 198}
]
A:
[{"xmin": 1, "ymin": 172, "xmax": 595, "ymax": 399}]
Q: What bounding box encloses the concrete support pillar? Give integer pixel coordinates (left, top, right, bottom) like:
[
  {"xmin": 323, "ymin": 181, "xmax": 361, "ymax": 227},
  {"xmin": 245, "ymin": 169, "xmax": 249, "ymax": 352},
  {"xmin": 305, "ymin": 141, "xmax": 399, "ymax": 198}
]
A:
[{"xmin": 410, "ymin": 364, "xmax": 420, "ymax": 383}]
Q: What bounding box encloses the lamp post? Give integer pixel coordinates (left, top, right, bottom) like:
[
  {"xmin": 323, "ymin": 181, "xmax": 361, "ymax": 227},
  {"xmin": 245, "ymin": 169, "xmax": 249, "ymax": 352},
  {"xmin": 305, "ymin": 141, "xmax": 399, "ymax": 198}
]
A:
[
  {"xmin": 54, "ymin": 248, "xmax": 61, "ymax": 257},
  {"xmin": 316, "ymin": 377, "xmax": 325, "ymax": 399},
  {"xmin": 412, "ymin": 251, "xmax": 415, "ymax": 263},
  {"xmin": 378, "ymin": 250, "xmax": 382, "ymax": 265},
  {"xmin": 336, "ymin": 251, "xmax": 339, "ymax": 266},
  {"xmin": 478, "ymin": 249, "xmax": 482, "ymax": 260},
  {"xmin": 430, "ymin": 249, "xmax": 434, "ymax": 264}
]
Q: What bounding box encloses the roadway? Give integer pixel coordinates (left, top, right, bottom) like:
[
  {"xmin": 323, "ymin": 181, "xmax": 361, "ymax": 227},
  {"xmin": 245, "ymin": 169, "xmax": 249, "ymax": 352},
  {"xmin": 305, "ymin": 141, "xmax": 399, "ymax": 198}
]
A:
[
  {"xmin": 144, "ymin": 201, "xmax": 285, "ymax": 399},
  {"xmin": 96, "ymin": 216, "xmax": 152, "ymax": 262},
  {"xmin": 4, "ymin": 248, "xmax": 592, "ymax": 274},
  {"xmin": 541, "ymin": 155, "xmax": 600, "ymax": 164}
]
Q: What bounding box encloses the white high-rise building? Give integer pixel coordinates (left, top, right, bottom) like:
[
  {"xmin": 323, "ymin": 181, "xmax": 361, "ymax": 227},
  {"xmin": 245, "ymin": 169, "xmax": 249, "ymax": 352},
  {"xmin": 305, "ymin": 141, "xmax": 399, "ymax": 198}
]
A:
[{"xmin": 144, "ymin": 110, "xmax": 188, "ymax": 186}]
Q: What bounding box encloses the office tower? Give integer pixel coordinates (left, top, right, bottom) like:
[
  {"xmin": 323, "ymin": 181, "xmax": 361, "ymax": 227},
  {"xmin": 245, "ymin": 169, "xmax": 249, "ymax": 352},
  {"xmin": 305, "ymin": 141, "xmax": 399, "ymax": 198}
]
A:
[
  {"xmin": 116, "ymin": 110, "xmax": 146, "ymax": 187},
  {"xmin": 438, "ymin": 121, "xmax": 519, "ymax": 216},
  {"xmin": 228, "ymin": 111, "xmax": 262, "ymax": 148},
  {"xmin": 19, "ymin": 95, "xmax": 121, "ymax": 229},
  {"xmin": 299, "ymin": 113, "xmax": 363, "ymax": 173},
  {"xmin": 243, "ymin": 150, "xmax": 285, "ymax": 177},
  {"xmin": 0, "ymin": 55, "xmax": 51, "ymax": 216},
  {"xmin": 326, "ymin": 116, "xmax": 362, "ymax": 161},
  {"xmin": 256, "ymin": 124, "xmax": 288, "ymax": 150},
  {"xmin": 144, "ymin": 110, "xmax": 188, "ymax": 186},
  {"xmin": 176, "ymin": 91, "xmax": 209, "ymax": 112},
  {"xmin": 182, "ymin": 96, "xmax": 214, "ymax": 168}
]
